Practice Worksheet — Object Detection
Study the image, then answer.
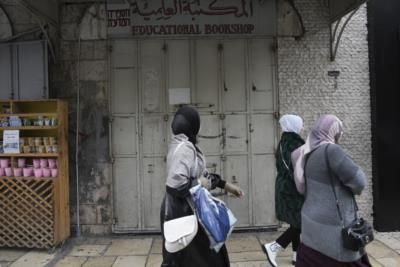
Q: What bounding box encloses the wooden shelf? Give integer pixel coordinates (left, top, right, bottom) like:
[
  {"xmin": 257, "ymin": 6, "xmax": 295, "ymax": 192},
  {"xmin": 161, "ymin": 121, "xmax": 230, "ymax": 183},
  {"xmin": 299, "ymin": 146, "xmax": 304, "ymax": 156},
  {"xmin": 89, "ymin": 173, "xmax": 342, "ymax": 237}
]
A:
[
  {"xmin": 2, "ymin": 99, "xmax": 59, "ymax": 103},
  {"xmin": 0, "ymin": 99, "xmax": 69, "ymax": 249},
  {"xmin": 0, "ymin": 153, "xmax": 59, "ymax": 157},
  {"xmin": 0, "ymin": 126, "xmax": 58, "ymax": 130},
  {"xmin": 0, "ymin": 113, "xmax": 57, "ymax": 117},
  {"xmin": 0, "ymin": 176, "xmax": 56, "ymax": 181}
]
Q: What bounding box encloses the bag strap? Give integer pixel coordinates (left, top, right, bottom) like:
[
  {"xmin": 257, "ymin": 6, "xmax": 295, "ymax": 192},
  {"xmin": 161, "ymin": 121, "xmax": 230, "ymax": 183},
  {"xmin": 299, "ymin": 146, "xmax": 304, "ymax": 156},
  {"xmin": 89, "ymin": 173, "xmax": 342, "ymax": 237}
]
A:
[
  {"xmin": 164, "ymin": 141, "xmax": 198, "ymax": 220},
  {"xmin": 279, "ymin": 143, "xmax": 291, "ymax": 175},
  {"xmin": 324, "ymin": 144, "xmax": 359, "ymax": 228},
  {"xmin": 325, "ymin": 145, "xmax": 345, "ymax": 227}
]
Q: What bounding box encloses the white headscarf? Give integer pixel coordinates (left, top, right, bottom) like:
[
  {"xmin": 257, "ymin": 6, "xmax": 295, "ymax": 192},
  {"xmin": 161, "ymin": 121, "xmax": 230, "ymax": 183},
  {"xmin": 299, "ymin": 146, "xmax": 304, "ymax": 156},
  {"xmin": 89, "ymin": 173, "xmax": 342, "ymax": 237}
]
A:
[
  {"xmin": 279, "ymin": 114, "xmax": 303, "ymax": 134},
  {"xmin": 292, "ymin": 114, "xmax": 343, "ymax": 194}
]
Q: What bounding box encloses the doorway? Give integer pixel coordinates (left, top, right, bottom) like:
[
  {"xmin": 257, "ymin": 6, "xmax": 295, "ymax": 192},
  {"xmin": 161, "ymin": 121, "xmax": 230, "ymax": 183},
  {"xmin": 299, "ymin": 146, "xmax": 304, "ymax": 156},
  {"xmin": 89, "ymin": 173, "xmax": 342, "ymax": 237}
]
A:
[{"xmin": 110, "ymin": 38, "xmax": 278, "ymax": 232}]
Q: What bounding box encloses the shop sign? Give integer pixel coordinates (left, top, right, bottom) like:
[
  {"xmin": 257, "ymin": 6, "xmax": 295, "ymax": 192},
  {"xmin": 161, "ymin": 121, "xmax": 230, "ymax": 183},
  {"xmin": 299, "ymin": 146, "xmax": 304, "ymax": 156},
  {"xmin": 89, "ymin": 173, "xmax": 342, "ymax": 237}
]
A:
[
  {"xmin": 107, "ymin": 4, "xmax": 131, "ymax": 36},
  {"xmin": 107, "ymin": 0, "xmax": 276, "ymax": 37}
]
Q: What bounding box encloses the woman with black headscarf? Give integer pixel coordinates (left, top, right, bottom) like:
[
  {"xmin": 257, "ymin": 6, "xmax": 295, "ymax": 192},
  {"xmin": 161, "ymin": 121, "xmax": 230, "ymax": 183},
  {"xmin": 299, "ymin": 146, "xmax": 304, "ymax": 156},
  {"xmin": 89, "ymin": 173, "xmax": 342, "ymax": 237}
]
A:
[{"xmin": 160, "ymin": 106, "xmax": 243, "ymax": 267}]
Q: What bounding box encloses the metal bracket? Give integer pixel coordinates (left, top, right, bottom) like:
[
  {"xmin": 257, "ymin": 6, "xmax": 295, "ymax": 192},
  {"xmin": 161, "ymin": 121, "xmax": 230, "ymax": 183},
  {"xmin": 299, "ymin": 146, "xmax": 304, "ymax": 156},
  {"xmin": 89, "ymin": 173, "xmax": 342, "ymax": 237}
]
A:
[
  {"xmin": 287, "ymin": 0, "xmax": 305, "ymax": 39},
  {"xmin": 330, "ymin": 7, "xmax": 360, "ymax": 61}
]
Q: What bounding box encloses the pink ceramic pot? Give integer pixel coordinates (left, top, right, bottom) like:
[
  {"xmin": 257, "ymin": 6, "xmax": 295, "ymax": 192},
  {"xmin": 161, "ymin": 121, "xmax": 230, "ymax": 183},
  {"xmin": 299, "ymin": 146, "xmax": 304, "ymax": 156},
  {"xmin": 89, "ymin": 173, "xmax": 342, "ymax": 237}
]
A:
[
  {"xmin": 17, "ymin": 158, "xmax": 26, "ymax": 168},
  {"xmin": 23, "ymin": 167, "xmax": 33, "ymax": 177},
  {"xmin": 42, "ymin": 168, "xmax": 50, "ymax": 177},
  {"xmin": 0, "ymin": 159, "xmax": 9, "ymax": 168},
  {"xmin": 5, "ymin": 167, "xmax": 12, "ymax": 177},
  {"xmin": 50, "ymin": 168, "xmax": 58, "ymax": 178},
  {"xmin": 0, "ymin": 168, "xmax": 4, "ymax": 176},
  {"xmin": 40, "ymin": 159, "xmax": 48, "ymax": 168},
  {"xmin": 48, "ymin": 159, "xmax": 57, "ymax": 169},
  {"xmin": 34, "ymin": 168, "xmax": 42, "ymax": 178},
  {"xmin": 13, "ymin": 168, "xmax": 22, "ymax": 177},
  {"xmin": 33, "ymin": 159, "xmax": 40, "ymax": 169}
]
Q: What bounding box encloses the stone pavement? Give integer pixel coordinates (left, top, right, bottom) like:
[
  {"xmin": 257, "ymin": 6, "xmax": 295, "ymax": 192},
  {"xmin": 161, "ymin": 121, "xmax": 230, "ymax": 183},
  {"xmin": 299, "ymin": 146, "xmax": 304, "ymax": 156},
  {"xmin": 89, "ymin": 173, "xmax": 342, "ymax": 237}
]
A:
[{"xmin": 0, "ymin": 231, "xmax": 399, "ymax": 267}]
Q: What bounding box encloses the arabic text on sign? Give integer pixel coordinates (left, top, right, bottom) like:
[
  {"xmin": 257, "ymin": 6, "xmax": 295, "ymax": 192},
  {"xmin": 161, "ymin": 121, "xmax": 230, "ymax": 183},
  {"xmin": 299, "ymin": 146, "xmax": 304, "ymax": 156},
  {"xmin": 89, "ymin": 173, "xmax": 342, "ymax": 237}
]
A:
[{"xmin": 131, "ymin": 0, "xmax": 254, "ymax": 21}]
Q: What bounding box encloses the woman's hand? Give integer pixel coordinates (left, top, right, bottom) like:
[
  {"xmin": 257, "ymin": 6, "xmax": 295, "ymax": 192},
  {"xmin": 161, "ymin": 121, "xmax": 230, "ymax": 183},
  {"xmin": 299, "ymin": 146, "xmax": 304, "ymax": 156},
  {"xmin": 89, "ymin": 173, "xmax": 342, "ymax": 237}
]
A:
[
  {"xmin": 224, "ymin": 182, "xmax": 244, "ymax": 198},
  {"xmin": 199, "ymin": 176, "xmax": 210, "ymax": 189}
]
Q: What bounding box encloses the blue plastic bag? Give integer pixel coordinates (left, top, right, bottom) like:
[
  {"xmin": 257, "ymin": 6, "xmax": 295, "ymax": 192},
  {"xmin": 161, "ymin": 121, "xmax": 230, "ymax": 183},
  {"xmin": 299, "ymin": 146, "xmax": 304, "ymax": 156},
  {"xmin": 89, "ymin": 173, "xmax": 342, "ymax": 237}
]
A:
[{"xmin": 190, "ymin": 185, "xmax": 237, "ymax": 251}]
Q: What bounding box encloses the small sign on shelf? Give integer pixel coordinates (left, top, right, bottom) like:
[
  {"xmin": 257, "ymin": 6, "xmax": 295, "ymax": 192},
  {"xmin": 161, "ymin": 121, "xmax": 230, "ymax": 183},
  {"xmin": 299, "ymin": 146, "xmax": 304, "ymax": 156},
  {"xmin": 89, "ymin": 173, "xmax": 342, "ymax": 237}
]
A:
[{"xmin": 3, "ymin": 130, "xmax": 20, "ymax": 154}]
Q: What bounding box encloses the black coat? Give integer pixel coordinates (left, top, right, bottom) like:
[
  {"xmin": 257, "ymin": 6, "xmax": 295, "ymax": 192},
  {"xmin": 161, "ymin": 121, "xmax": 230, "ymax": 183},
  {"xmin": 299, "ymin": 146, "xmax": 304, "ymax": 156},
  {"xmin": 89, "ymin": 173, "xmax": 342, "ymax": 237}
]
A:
[
  {"xmin": 160, "ymin": 184, "xmax": 230, "ymax": 267},
  {"xmin": 275, "ymin": 132, "xmax": 305, "ymax": 229}
]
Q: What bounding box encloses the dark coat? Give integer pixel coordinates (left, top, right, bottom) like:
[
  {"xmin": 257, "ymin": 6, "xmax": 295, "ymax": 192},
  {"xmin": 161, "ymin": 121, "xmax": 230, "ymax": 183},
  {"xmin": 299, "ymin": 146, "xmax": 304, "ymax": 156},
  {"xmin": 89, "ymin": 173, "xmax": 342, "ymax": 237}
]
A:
[
  {"xmin": 275, "ymin": 132, "xmax": 305, "ymax": 229},
  {"xmin": 160, "ymin": 187, "xmax": 230, "ymax": 267}
]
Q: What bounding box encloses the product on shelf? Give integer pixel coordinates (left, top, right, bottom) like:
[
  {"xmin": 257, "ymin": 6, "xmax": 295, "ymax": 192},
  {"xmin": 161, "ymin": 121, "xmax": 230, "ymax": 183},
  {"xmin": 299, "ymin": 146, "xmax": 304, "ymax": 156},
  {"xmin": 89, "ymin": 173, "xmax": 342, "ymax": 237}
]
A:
[
  {"xmin": 0, "ymin": 158, "xmax": 58, "ymax": 178},
  {"xmin": 4, "ymin": 167, "xmax": 12, "ymax": 177},
  {"xmin": 17, "ymin": 158, "xmax": 26, "ymax": 168},
  {"xmin": 8, "ymin": 116, "xmax": 22, "ymax": 127},
  {"xmin": 23, "ymin": 167, "xmax": 33, "ymax": 177},
  {"xmin": 1, "ymin": 115, "xmax": 57, "ymax": 127},
  {"xmin": 0, "ymin": 159, "xmax": 9, "ymax": 168}
]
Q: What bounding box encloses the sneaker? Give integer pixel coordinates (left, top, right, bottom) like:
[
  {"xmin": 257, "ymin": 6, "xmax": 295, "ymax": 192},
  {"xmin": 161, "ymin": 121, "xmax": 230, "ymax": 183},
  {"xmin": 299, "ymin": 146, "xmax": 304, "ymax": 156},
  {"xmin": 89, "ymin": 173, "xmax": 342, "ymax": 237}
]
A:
[
  {"xmin": 292, "ymin": 251, "xmax": 297, "ymax": 265},
  {"xmin": 262, "ymin": 241, "xmax": 282, "ymax": 267}
]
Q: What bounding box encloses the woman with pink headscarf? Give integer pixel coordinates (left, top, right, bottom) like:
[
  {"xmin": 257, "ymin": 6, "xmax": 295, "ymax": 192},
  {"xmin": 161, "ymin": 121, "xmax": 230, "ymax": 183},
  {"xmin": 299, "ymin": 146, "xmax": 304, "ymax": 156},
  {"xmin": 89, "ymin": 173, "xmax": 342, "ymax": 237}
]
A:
[{"xmin": 292, "ymin": 115, "xmax": 371, "ymax": 267}]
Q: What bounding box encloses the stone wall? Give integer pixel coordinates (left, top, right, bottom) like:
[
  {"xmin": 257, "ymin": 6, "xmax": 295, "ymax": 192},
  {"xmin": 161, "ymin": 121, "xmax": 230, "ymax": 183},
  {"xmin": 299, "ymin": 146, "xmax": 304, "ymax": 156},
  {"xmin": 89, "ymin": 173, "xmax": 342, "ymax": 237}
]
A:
[
  {"xmin": 54, "ymin": 1, "xmax": 112, "ymax": 235},
  {"xmin": 278, "ymin": 1, "xmax": 372, "ymax": 220}
]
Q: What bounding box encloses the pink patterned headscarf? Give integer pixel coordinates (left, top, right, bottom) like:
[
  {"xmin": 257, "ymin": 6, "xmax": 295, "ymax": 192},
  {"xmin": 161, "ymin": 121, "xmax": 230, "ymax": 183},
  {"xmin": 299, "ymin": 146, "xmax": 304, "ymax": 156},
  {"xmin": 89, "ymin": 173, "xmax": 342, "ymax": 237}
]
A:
[{"xmin": 291, "ymin": 115, "xmax": 343, "ymax": 194}]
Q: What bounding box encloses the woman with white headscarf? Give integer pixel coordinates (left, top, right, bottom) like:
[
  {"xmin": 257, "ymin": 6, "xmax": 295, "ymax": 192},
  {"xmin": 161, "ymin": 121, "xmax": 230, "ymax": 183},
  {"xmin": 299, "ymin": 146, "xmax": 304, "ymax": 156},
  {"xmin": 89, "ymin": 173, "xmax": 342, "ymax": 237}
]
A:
[
  {"xmin": 262, "ymin": 114, "xmax": 305, "ymax": 267},
  {"xmin": 291, "ymin": 115, "xmax": 371, "ymax": 267}
]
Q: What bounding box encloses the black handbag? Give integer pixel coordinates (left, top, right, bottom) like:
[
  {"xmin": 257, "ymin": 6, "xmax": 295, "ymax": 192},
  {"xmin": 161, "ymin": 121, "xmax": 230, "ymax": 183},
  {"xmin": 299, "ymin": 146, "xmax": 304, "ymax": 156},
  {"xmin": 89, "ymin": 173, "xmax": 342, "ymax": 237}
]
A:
[{"xmin": 324, "ymin": 145, "xmax": 374, "ymax": 252}]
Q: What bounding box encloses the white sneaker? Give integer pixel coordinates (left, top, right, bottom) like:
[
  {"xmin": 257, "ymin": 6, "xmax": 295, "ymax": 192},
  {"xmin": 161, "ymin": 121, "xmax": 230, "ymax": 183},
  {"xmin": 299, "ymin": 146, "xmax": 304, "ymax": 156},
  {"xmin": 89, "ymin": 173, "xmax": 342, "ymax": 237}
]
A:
[{"xmin": 262, "ymin": 241, "xmax": 282, "ymax": 267}]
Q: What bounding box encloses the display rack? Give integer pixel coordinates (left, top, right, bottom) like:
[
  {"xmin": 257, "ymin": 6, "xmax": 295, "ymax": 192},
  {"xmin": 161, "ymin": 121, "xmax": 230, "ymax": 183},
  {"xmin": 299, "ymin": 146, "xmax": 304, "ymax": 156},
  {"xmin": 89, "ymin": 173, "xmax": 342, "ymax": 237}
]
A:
[{"xmin": 0, "ymin": 99, "xmax": 70, "ymax": 249}]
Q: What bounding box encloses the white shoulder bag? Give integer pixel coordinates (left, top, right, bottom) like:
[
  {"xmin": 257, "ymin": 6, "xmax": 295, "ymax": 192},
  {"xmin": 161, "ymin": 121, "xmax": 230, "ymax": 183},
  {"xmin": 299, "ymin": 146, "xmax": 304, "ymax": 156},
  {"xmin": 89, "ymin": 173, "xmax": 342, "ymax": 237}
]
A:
[{"xmin": 164, "ymin": 142, "xmax": 198, "ymax": 253}]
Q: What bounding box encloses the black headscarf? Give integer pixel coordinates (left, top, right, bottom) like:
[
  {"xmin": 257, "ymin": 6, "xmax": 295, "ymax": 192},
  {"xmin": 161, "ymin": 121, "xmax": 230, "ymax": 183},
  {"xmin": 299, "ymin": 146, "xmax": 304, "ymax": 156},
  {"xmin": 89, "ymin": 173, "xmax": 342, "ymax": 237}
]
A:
[{"xmin": 171, "ymin": 106, "xmax": 200, "ymax": 144}]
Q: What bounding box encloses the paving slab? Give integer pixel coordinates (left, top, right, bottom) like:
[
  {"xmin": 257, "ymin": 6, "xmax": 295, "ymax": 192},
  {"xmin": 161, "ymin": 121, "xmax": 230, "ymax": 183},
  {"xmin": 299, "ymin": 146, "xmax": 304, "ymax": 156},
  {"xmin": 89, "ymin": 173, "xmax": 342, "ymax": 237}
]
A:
[
  {"xmin": 0, "ymin": 249, "xmax": 30, "ymax": 262},
  {"xmin": 9, "ymin": 251, "xmax": 55, "ymax": 267},
  {"xmin": 69, "ymin": 245, "xmax": 107, "ymax": 257},
  {"xmin": 226, "ymin": 235, "xmax": 261, "ymax": 253},
  {"xmin": 105, "ymin": 239, "xmax": 152, "ymax": 256},
  {"xmin": 376, "ymin": 234, "xmax": 400, "ymax": 251},
  {"xmin": 368, "ymin": 257, "xmax": 384, "ymax": 267},
  {"xmin": 275, "ymin": 256, "xmax": 293, "ymax": 267},
  {"xmin": 82, "ymin": 256, "xmax": 116, "ymax": 267},
  {"xmin": 112, "ymin": 256, "xmax": 146, "ymax": 267},
  {"xmin": 375, "ymin": 256, "xmax": 400, "ymax": 267},
  {"xmin": 229, "ymin": 251, "xmax": 266, "ymax": 262},
  {"xmin": 230, "ymin": 261, "xmax": 268, "ymax": 267},
  {"xmin": 146, "ymin": 254, "xmax": 162, "ymax": 267},
  {"xmin": 53, "ymin": 256, "xmax": 87, "ymax": 267},
  {"xmin": 366, "ymin": 241, "xmax": 399, "ymax": 259},
  {"xmin": 149, "ymin": 238, "xmax": 163, "ymax": 255},
  {"xmin": 75, "ymin": 238, "xmax": 113, "ymax": 246}
]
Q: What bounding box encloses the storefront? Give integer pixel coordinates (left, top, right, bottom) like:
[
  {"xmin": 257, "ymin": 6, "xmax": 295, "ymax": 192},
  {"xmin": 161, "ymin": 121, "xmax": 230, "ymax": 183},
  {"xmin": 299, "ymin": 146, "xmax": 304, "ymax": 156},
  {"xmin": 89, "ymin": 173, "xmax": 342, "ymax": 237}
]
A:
[
  {"xmin": 0, "ymin": 0, "xmax": 372, "ymax": 235},
  {"xmin": 108, "ymin": 0, "xmax": 278, "ymax": 232}
]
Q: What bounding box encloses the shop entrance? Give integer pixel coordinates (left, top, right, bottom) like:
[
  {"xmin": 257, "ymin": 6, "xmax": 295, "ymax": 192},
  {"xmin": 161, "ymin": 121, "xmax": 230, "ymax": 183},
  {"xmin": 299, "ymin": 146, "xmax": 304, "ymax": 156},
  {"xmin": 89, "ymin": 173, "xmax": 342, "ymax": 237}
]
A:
[{"xmin": 110, "ymin": 38, "xmax": 277, "ymax": 232}]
